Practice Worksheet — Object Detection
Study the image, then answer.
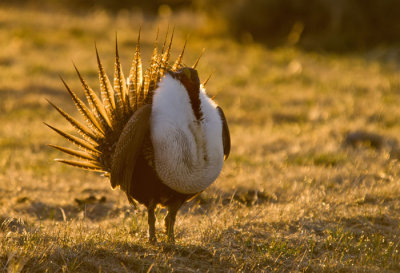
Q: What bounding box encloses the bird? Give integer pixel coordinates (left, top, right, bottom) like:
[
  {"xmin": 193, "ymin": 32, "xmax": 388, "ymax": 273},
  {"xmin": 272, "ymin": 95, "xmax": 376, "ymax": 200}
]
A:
[{"xmin": 46, "ymin": 29, "xmax": 230, "ymax": 243}]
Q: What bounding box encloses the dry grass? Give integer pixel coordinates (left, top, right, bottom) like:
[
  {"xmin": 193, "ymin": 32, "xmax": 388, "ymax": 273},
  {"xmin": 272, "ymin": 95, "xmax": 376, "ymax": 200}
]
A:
[{"xmin": 1, "ymin": 5, "xmax": 400, "ymax": 273}]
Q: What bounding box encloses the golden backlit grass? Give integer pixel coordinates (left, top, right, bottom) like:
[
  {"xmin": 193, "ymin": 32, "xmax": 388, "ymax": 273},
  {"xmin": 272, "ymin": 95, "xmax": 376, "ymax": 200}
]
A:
[{"xmin": 1, "ymin": 5, "xmax": 400, "ymax": 273}]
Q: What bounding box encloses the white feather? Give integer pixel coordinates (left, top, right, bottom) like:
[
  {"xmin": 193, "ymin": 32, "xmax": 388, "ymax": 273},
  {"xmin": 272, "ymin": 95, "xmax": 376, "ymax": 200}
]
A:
[{"xmin": 150, "ymin": 74, "xmax": 224, "ymax": 194}]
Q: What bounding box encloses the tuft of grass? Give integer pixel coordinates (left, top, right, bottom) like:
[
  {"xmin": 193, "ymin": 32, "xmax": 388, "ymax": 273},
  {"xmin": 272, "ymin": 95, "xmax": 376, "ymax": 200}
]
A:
[{"xmin": 1, "ymin": 4, "xmax": 400, "ymax": 273}]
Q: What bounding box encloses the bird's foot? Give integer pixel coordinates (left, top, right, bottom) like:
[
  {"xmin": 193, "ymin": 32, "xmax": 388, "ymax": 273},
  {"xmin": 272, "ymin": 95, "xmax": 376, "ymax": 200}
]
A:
[
  {"xmin": 167, "ymin": 236, "xmax": 175, "ymax": 244},
  {"xmin": 164, "ymin": 217, "xmax": 170, "ymax": 234}
]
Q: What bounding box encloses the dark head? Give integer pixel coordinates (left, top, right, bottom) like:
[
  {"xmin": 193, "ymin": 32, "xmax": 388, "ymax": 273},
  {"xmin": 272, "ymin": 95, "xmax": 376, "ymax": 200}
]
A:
[{"xmin": 168, "ymin": 67, "xmax": 202, "ymax": 120}]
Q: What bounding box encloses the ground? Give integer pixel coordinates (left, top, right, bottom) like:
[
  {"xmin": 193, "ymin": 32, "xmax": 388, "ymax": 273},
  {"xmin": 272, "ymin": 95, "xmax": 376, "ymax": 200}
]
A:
[{"xmin": 1, "ymin": 6, "xmax": 400, "ymax": 273}]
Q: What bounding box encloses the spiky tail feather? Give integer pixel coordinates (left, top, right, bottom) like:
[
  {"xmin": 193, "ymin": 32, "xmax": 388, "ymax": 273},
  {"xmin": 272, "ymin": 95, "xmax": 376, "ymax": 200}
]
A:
[{"xmin": 47, "ymin": 29, "xmax": 202, "ymax": 182}]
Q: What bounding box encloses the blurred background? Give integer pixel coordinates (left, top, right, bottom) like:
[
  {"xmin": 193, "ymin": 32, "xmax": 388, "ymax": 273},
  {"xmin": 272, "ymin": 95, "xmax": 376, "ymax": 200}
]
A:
[
  {"xmin": 1, "ymin": 1, "xmax": 400, "ymax": 271},
  {"xmin": 5, "ymin": 0, "xmax": 400, "ymax": 51}
]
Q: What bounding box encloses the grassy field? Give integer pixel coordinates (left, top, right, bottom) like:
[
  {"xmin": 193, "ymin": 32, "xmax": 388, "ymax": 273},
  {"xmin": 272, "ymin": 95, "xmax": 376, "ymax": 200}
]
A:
[{"xmin": 1, "ymin": 5, "xmax": 400, "ymax": 273}]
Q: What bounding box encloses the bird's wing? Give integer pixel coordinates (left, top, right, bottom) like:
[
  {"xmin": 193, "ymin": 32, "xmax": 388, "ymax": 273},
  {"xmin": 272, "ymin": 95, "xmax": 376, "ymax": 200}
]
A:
[
  {"xmin": 111, "ymin": 104, "xmax": 152, "ymax": 192},
  {"xmin": 216, "ymin": 106, "xmax": 231, "ymax": 160}
]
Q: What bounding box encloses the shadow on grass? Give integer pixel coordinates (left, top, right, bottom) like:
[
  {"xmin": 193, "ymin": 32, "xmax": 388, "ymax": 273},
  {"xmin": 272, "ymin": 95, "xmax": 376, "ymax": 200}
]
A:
[
  {"xmin": 12, "ymin": 199, "xmax": 128, "ymax": 222},
  {"xmin": 0, "ymin": 212, "xmax": 225, "ymax": 272},
  {"xmin": 2, "ymin": 209, "xmax": 399, "ymax": 272},
  {"xmin": 9, "ymin": 187, "xmax": 279, "ymax": 223},
  {"xmin": 1, "ymin": 238, "xmax": 226, "ymax": 273}
]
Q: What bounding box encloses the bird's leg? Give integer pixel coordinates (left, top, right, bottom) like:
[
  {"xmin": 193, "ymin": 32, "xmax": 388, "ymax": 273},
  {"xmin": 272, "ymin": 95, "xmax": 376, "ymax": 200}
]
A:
[
  {"xmin": 147, "ymin": 204, "xmax": 157, "ymax": 244},
  {"xmin": 165, "ymin": 201, "xmax": 183, "ymax": 243}
]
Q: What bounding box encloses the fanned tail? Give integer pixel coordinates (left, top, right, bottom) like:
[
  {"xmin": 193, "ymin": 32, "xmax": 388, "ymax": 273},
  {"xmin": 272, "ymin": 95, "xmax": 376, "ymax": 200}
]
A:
[
  {"xmin": 73, "ymin": 64, "xmax": 112, "ymax": 132},
  {"xmin": 96, "ymin": 45, "xmax": 117, "ymax": 127},
  {"xmin": 47, "ymin": 28, "xmax": 203, "ymax": 185},
  {"xmin": 45, "ymin": 123, "xmax": 100, "ymax": 155},
  {"xmin": 128, "ymin": 28, "xmax": 143, "ymax": 110},
  {"xmin": 172, "ymin": 38, "xmax": 186, "ymax": 71},
  {"xmin": 192, "ymin": 48, "xmax": 205, "ymax": 69},
  {"xmin": 114, "ymin": 34, "xmax": 128, "ymax": 121},
  {"xmin": 49, "ymin": 144, "xmax": 97, "ymax": 161},
  {"xmin": 55, "ymin": 159, "xmax": 103, "ymax": 172}
]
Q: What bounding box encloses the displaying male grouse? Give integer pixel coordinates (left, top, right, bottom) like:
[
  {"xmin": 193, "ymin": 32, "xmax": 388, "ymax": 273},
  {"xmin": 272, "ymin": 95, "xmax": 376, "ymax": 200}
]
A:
[{"xmin": 46, "ymin": 30, "xmax": 230, "ymax": 243}]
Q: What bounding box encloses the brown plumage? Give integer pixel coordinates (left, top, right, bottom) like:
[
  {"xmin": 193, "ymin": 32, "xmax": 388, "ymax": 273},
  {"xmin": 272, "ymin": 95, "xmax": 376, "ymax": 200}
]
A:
[{"xmin": 47, "ymin": 29, "xmax": 230, "ymax": 243}]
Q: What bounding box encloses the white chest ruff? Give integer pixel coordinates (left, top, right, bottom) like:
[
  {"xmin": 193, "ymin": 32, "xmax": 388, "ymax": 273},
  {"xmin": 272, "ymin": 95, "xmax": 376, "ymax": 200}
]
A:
[{"xmin": 150, "ymin": 75, "xmax": 224, "ymax": 194}]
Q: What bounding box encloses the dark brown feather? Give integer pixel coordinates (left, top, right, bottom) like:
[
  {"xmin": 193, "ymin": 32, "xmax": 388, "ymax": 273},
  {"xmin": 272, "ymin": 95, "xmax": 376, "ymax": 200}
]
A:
[
  {"xmin": 217, "ymin": 106, "xmax": 231, "ymax": 160},
  {"xmin": 111, "ymin": 104, "xmax": 151, "ymax": 190}
]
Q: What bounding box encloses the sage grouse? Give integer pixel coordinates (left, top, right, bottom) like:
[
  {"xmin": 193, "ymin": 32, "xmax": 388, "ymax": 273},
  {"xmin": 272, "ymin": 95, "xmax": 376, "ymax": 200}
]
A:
[{"xmin": 46, "ymin": 30, "xmax": 230, "ymax": 243}]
